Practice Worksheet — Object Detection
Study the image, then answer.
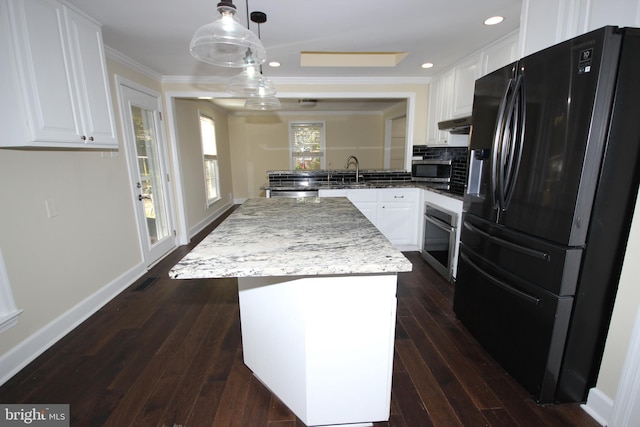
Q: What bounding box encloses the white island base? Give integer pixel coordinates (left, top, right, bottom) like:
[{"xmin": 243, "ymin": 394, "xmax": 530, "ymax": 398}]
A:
[{"xmin": 238, "ymin": 273, "xmax": 398, "ymax": 427}]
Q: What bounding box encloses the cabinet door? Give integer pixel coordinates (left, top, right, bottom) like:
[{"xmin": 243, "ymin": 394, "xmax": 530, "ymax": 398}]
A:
[
  {"xmin": 377, "ymin": 189, "xmax": 419, "ymax": 246},
  {"xmin": 426, "ymin": 76, "xmax": 442, "ymax": 144},
  {"xmin": 64, "ymin": 6, "xmax": 116, "ymax": 146},
  {"xmin": 348, "ymin": 189, "xmax": 378, "ymax": 225},
  {"xmin": 378, "ymin": 202, "xmax": 413, "ymax": 244},
  {"xmin": 8, "ymin": 0, "xmax": 82, "ymax": 143},
  {"xmin": 452, "ymin": 55, "xmax": 481, "ymax": 118},
  {"xmin": 5, "ymin": 0, "xmax": 116, "ymax": 148},
  {"xmin": 426, "ymin": 71, "xmax": 454, "ymax": 144},
  {"xmin": 482, "ymin": 33, "xmax": 519, "ymax": 76}
]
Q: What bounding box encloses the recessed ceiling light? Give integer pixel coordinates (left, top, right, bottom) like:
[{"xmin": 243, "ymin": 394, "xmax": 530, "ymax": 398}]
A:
[
  {"xmin": 484, "ymin": 16, "xmax": 504, "ymax": 26},
  {"xmin": 268, "ymin": 61, "xmax": 281, "ymax": 67},
  {"xmin": 421, "ymin": 62, "xmax": 434, "ymax": 69}
]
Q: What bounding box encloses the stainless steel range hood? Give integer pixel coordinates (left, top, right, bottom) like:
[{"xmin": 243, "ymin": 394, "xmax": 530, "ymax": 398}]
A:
[{"xmin": 438, "ymin": 116, "xmax": 472, "ymax": 134}]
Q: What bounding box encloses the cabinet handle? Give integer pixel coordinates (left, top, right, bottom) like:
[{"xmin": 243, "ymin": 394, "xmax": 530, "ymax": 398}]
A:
[
  {"xmin": 89, "ymin": 136, "xmax": 94, "ymax": 141},
  {"xmin": 81, "ymin": 135, "xmax": 86, "ymax": 141},
  {"xmin": 394, "ymin": 195, "xmax": 404, "ymax": 198}
]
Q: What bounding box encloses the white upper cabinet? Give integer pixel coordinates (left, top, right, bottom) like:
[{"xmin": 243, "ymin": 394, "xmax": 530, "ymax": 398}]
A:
[
  {"xmin": 519, "ymin": 0, "xmax": 640, "ymax": 57},
  {"xmin": 425, "ymin": 32, "xmax": 518, "ymax": 145},
  {"xmin": 482, "ymin": 32, "xmax": 519, "ymax": 75},
  {"xmin": 426, "ymin": 70, "xmax": 453, "ymax": 144},
  {"xmin": 451, "ymin": 54, "xmax": 482, "ymax": 118},
  {"xmin": 3, "ymin": 0, "xmax": 116, "ymax": 148}
]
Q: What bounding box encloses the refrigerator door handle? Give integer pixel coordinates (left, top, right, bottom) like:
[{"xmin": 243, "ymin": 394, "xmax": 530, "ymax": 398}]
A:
[
  {"xmin": 491, "ymin": 78, "xmax": 515, "ymax": 211},
  {"xmin": 460, "ymin": 252, "xmax": 542, "ymax": 305},
  {"xmin": 502, "ymin": 75, "xmax": 527, "ymax": 210},
  {"xmin": 463, "ymin": 220, "xmax": 551, "ymax": 261}
]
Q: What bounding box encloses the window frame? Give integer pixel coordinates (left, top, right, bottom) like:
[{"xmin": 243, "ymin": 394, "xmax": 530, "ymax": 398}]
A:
[
  {"xmin": 198, "ymin": 112, "xmax": 221, "ymax": 206},
  {"xmin": 289, "ymin": 121, "xmax": 326, "ymax": 170}
]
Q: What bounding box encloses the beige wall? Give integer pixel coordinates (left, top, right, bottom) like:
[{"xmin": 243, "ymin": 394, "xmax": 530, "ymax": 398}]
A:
[
  {"xmin": 228, "ymin": 112, "xmax": 385, "ymax": 198},
  {"xmin": 0, "ymin": 57, "xmax": 158, "ymax": 358},
  {"xmin": 597, "ymin": 195, "xmax": 640, "ymax": 398},
  {"xmin": 162, "ymin": 81, "xmax": 429, "ymax": 200},
  {"xmin": 173, "ymin": 99, "xmax": 234, "ymax": 232}
]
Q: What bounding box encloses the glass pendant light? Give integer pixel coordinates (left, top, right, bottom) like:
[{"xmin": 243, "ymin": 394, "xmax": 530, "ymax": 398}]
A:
[
  {"xmin": 227, "ymin": 64, "xmax": 277, "ymax": 97},
  {"xmin": 245, "ymin": 95, "xmax": 281, "ymax": 110},
  {"xmin": 189, "ymin": 1, "xmax": 267, "ymax": 67}
]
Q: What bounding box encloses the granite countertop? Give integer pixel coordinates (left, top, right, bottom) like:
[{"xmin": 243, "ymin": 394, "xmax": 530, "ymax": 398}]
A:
[
  {"xmin": 169, "ymin": 197, "xmax": 413, "ymax": 279},
  {"xmin": 262, "ymin": 181, "xmax": 464, "ymax": 201}
]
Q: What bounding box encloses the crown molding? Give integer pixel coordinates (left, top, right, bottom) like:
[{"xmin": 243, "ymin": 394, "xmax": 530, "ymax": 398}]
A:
[
  {"xmin": 104, "ymin": 46, "xmax": 162, "ymax": 82},
  {"xmin": 161, "ymin": 75, "xmax": 431, "ymax": 86}
]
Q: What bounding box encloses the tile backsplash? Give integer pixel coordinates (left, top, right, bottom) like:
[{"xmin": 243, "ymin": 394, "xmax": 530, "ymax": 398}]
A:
[
  {"xmin": 413, "ymin": 145, "xmax": 468, "ymax": 195},
  {"xmin": 267, "ymin": 170, "xmax": 411, "ymax": 187},
  {"xmin": 266, "ymin": 146, "xmax": 469, "ymax": 196}
]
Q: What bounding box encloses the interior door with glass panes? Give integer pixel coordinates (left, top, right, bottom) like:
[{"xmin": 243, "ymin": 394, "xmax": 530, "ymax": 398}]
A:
[{"xmin": 119, "ymin": 84, "xmax": 175, "ymax": 267}]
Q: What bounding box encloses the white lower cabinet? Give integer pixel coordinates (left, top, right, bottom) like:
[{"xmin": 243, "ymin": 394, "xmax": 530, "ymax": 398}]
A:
[
  {"xmin": 319, "ymin": 188, "xmax": 420, "ymax": 250},
  {"xmin": 345, "ymin": 188, "xmax": 378, "ymax": 225},
  {"xmin": 377, "ymin": 189, "xmax": 419, "ymax": 248}
]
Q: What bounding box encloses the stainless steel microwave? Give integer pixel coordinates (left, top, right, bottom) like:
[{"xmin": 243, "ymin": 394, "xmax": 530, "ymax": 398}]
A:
[{"xmin": 411, "ymin": 159, "xmax": 452, "ymax": 184}]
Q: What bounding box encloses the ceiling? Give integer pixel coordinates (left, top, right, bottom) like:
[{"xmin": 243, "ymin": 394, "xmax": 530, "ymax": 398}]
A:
[{"xmin": 65, "ymin": 0, "xmax": 522, "ymax": 112}]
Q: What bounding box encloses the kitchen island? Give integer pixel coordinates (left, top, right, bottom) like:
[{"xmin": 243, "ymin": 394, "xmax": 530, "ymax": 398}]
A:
[{"xmin": 169, "ymin": 197, "xmax": 412, "ymax": 427}]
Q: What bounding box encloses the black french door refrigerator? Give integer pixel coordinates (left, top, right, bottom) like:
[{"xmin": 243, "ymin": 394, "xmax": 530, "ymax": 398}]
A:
[{"xmin": 453, "ymin": 26, "xmax": 640, "ymax": 403}]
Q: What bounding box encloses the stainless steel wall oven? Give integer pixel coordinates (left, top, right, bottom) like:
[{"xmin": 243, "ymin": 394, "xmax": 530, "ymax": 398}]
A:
[{"xmin": 422, "ymin": 203, "xmax": 458, "ymax": 282}]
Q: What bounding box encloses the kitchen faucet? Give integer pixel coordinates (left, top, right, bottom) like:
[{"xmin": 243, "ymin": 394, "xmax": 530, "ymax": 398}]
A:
[{"xmin": 344, "ymin": 155, "xmax": 360, "ymax": 183}]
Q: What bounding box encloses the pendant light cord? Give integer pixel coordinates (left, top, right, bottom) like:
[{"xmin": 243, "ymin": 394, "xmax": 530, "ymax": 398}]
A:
[{"xmin": 245, "ymin": 0, "xmax": 249, "ymax": 28}]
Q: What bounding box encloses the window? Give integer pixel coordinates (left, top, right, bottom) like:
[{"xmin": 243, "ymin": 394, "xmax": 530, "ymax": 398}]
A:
[
  {"xmin": 289, "ymin": 121, "xmax": 326, "ymax": 170},
  {"xmin": 199, "ymin": 113, "xmax": 220, "ymax": 205}
]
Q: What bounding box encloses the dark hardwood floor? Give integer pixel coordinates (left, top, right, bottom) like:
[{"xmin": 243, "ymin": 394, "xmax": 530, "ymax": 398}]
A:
[{"xmin": 0, "ymin": 206, "xmax": 599, "ymax": 426}]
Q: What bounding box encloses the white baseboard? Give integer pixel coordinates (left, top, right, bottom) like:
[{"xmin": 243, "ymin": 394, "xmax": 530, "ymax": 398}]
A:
[
  {"xmin": 0, "ymin": 261, "xmax": 146, "ymax": 387},
  {"xmin": 582, "ymin": 387, "xmax": 613, "ymax": 426},
  {"xmin": 0, "ymin": 203, "xmax": 239, "ymax": 388},
  {"xmin": 188, "ymin": 201, "xmax": 233, "ymax": 239},
  {"xmin": 395, "ymin": 245, "xmax": 420, "ymax": 252},
  {"xmin": 0, "ymin": 309, "xmax": 23, "ymax": 335}
]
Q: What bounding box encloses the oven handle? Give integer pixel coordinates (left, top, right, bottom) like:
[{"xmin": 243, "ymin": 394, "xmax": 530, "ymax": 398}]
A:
[
  {"xmin": 425, "ymin": 213, "xmax": 455, "ymax": 233},
  {"xmin": 460, "ymin": 252, "xmax": 541, "ymax": 306}
]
